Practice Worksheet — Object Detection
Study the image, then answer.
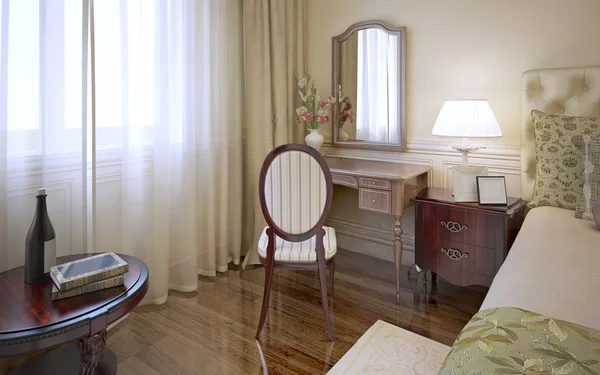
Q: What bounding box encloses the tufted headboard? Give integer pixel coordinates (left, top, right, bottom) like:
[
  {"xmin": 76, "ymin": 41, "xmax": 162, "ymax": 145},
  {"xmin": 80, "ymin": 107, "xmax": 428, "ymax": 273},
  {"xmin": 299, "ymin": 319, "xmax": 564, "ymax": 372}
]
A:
[{"xmin": 521, "ymin": 66, "xmax": 600, "ymax": 200}]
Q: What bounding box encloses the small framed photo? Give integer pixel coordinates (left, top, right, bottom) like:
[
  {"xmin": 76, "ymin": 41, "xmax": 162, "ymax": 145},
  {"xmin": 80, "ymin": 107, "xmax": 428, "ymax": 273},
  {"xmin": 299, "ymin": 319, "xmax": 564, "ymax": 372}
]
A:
[{"xmin": 476, "ymin": 176, "xmax": 508, "ymax": 205}]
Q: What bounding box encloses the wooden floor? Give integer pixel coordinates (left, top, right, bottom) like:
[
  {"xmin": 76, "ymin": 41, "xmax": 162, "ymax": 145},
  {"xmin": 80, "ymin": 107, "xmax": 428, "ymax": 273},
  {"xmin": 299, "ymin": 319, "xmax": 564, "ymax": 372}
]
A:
[{"xmin": 108, "ymin": 249, "xmax": 487, "ymax": 375}]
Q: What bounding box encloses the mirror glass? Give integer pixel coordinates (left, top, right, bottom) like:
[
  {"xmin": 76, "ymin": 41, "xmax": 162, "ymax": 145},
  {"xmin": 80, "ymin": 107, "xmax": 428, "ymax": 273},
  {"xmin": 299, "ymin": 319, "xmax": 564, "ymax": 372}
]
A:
[{"xmin": 333, "ymin": 22, "xmax": 405, "ymax": 151}]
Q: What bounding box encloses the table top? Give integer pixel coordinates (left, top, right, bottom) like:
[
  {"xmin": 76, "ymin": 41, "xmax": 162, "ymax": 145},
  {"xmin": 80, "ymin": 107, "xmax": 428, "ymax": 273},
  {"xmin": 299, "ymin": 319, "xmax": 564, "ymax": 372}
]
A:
[
  {"xmin": 0, "ymin": 253, "xmax": 148, "ymax": 357},
  {"xmin": 413, "ymin": 187, "xmax": 526, "ymax": 216},
  {"xmin": 324, "ymin": 156, "xmax": 432, "ymax": 181}
]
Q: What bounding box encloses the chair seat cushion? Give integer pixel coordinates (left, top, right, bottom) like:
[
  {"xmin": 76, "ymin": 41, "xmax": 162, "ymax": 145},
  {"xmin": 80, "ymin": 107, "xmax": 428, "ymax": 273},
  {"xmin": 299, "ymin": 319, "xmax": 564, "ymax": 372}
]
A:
[{"xmin": 257, "ymin": 226, "xmax": 337, "ymax": 263}]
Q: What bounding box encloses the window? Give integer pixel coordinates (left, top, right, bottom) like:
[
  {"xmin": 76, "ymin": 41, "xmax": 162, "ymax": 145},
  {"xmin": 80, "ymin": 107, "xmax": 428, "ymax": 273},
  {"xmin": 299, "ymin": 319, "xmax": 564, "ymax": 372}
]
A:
[{"xmin": 3, "ymin": 0, "xmax": 159, "ymax": 156}]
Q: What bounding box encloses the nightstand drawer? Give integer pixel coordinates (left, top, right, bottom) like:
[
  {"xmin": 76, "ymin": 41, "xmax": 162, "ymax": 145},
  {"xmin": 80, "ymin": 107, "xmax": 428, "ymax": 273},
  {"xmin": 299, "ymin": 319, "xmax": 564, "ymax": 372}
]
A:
[
  {"xmin": 358, "ymin": 177, "xmax": 391, "ymax": 191},
  {"xmin": 436, "ymin": 208, "xmax": 496, "ymax": 249},
  {"xmin": 359, "ymin": 188, "xmax": 391, "ymax": 214},
  {"xmin": 418, "ymin": 237, "xmax": 495, "ymax": 278}
]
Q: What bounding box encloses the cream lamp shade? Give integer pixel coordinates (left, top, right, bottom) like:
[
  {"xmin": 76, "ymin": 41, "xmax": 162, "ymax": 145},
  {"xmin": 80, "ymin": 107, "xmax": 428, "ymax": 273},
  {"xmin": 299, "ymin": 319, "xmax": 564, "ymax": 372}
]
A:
[
  {"xmin": 432, "ymin": 100, "xmax": 502, "ymax": 138},
  {"xmin": 432, "ymin": 100, "xmax": 501, "ymax": 166}
]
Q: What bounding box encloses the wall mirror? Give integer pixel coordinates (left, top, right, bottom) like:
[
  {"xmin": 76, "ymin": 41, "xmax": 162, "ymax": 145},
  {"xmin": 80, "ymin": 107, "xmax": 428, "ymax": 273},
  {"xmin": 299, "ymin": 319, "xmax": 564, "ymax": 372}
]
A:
[{"xmin": 332, "ymin": 20, "xmax": 406, "ymax": 151}]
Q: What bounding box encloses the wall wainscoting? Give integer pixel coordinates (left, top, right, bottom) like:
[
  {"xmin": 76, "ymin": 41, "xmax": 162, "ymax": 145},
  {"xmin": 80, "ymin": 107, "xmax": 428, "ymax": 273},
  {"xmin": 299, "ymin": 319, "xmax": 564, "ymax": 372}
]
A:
[{"xmin": 321, "ymin": 139, "xmax": 521, "ymax": 265}]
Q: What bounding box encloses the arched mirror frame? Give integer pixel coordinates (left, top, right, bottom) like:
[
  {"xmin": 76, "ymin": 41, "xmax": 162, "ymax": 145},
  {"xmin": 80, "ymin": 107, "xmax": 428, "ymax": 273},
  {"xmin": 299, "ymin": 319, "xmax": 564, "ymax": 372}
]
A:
[{"xmin": 331, "ymin": 20, "xmax": 406, "ymax": 151}]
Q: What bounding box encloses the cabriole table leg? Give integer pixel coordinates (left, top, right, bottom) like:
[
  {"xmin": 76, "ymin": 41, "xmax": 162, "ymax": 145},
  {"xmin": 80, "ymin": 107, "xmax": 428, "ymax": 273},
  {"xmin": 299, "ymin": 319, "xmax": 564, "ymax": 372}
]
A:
[
  {"xmin": 78, "ymin": 330, "xmax": 107, "ymax": 375},
  {"xmin": 393, "ymin": 215, "xmax": 403, "ymax": 304}
]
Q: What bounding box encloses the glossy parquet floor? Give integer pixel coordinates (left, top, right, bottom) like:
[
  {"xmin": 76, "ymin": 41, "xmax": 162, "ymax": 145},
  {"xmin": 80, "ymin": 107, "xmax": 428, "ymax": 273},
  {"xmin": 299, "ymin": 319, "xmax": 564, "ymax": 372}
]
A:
[{"xmin": 108, "ymin": 249, "xmax": 487, "ymax": 375}]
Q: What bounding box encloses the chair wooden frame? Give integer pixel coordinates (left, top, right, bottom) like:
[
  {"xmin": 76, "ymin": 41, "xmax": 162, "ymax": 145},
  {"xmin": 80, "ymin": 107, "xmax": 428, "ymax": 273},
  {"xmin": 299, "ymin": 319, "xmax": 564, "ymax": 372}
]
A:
[{"xmin": 256, "ymin": 144, "xmax": 336, "ymax": 342}]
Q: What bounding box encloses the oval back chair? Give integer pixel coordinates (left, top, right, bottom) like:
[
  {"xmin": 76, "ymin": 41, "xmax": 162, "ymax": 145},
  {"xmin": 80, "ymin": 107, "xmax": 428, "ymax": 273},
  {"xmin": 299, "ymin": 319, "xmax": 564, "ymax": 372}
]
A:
[{"xmin": 256, "ymin": 144, "xmax": 336, "ymax": 342}]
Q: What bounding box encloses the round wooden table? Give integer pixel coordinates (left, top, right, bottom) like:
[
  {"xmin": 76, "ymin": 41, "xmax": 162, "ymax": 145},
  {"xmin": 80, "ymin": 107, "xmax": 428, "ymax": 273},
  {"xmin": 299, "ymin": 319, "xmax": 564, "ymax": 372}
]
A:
[{"xmin": 0, "ymin": 254, "xmax": 149, "ymax": 375}]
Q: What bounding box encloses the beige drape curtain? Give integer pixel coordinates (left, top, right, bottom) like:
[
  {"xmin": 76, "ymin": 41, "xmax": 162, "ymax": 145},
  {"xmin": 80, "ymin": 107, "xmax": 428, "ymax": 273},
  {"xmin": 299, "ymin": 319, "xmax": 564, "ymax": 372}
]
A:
[
  {"xmin": 241, "ymin": 0, "xmax": 308, "ymax": 266},
  {"xmin": 94, "ymin": 0, "xmax": 245, "ymax": 303}
]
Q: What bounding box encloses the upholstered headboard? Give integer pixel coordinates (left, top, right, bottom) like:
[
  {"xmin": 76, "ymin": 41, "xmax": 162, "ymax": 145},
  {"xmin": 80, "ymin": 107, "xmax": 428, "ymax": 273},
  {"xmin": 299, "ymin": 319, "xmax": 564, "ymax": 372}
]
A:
[{"xmin": 521, "ymin": 66, "xmax": 600, "ymax": 200}]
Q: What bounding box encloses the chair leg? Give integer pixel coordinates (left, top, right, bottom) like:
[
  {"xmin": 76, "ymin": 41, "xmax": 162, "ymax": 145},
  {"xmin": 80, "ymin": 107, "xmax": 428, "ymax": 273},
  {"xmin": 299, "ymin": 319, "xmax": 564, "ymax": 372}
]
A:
[
  {"xmin": 256, "ymin": 231, "xmax": 275, "ymax": 340},
  {"xmin": 317, "ymin": 231, "xmax": 335, "ymax": 342},
  {"xmin": 328, "ymin": 259, "xmax": 335, "ymax": 301}
]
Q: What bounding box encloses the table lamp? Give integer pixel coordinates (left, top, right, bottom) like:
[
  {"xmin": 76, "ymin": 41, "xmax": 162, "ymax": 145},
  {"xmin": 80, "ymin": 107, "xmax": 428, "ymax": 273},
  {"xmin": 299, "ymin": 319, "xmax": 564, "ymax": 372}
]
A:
[
  {"xmin": 432, "ymin": 99, "xmax": 502, "ymax": 166},
  {"xmin": 432, "ymin": 100, "xmax": 502, "ymax": 201}
]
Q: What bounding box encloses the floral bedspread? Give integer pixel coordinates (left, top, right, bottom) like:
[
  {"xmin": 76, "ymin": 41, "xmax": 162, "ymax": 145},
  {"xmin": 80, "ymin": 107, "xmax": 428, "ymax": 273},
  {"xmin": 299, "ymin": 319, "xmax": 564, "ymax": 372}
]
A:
[{"xmin": 439, "ymin": 307, "xmax": 600, "ymax": 375}]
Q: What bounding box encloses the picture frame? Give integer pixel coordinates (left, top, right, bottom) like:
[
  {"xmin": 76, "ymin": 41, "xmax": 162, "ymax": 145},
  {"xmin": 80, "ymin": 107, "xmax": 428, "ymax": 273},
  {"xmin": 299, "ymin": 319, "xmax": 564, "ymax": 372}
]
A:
[
  {"xmin": 452, "ymin": 166, "xmax": 488, "ymax": 202},
  {"xmin": 476, "ymin": 176, "xmax": 508, "ymax": 206}
]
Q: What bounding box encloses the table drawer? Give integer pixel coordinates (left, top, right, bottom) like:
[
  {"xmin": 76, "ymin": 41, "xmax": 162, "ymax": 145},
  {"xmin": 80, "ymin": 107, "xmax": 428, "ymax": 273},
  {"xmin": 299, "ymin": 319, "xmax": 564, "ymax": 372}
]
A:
[
  {"xmin": 436, "ymin": 207, "xmax": 496, "ymax": 249},
  {"xmin": 417, "ymin": 237, "xmax": 495, "ymax": 278},
  {"xmin": 359, "ymin": 188, "xmax": 391, "ymax": 214},
  {"xmin": 358, "ymin": 177, "xmax": 391, "ymax": 191},
  {"xmin": 331, "ymin": 173, "xmax": 358, "ymax": 189}
]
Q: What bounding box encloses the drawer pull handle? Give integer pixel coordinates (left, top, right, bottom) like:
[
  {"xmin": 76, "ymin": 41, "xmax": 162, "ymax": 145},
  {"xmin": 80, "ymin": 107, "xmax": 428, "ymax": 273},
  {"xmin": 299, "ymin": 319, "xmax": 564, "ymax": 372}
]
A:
[
  {"xmin": 441, "ymin": 247, "xmax": 469, "ymax": 260},
  {"xmin": 441, "ymin": 220, "xmax": 468, "ymax": 233}
]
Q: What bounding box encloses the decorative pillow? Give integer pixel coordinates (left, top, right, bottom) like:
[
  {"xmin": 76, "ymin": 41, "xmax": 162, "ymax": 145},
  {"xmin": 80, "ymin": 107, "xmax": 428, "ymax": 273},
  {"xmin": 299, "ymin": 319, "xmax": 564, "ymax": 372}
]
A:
[
  {"xmin": 572, "ymin": 135, "xmax": 600, "ymax": 220},
  {"xmin": 529, "ymin": 110, "xmax": 600, "ymax": 210}
]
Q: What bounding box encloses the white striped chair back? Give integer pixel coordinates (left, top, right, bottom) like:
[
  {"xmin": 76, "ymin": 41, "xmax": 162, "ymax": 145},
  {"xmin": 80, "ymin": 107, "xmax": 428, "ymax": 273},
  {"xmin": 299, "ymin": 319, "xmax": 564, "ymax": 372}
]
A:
[{"xmin": 264, "ymin": 150, "xmax": 327, "ymax": 235}]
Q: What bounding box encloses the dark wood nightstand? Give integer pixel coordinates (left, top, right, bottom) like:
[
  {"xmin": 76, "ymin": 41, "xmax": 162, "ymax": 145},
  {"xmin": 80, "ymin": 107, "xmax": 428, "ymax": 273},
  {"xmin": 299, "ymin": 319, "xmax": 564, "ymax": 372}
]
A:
[{"xmin": 411, "ymin": 187, "xmax": 526, "ymax": 288}]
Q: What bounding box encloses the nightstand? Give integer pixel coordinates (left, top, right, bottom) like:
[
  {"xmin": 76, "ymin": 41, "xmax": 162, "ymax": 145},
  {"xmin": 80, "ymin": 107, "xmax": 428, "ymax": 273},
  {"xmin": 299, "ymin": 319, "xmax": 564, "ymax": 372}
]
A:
[{"xmin": 411, "ymin": 187, "xmax": 526, "ymax": 288}]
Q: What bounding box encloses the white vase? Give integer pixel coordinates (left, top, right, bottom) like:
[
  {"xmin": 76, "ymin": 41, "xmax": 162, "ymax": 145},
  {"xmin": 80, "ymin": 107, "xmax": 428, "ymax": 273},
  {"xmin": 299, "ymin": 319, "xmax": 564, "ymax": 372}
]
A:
[
  {"xmin": 338, "ymin": 127, "xmax": 349, "ymax": 141},
  {"xmin": 305, "ymin": 128, "xmax": 324, "ymax": 151}
]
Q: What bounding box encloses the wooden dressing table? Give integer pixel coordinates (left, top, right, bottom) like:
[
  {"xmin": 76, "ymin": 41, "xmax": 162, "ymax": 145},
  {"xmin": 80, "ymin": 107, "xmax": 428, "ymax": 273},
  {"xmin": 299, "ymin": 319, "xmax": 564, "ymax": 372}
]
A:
[{"xmin": 324, "ymin": 156, "xmax": 431, "ymax": 303}]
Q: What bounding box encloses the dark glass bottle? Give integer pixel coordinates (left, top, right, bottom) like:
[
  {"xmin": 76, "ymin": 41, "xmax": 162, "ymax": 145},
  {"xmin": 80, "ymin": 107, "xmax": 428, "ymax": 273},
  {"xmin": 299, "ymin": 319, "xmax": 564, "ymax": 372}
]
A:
[{"xmin": 24, "ymin": 188, "xmax": 56, "ymax": 283}]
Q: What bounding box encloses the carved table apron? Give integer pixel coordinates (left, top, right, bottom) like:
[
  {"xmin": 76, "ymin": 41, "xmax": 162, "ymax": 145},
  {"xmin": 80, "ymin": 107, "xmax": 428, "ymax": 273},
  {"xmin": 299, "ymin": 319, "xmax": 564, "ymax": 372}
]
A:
[
  {"xmin": 324, "ymin": 156, "xmax": 431, "ymax": 303},
  {"xmin": 0, "ymin": 254, "xmax": 149, "ymax": 375}
]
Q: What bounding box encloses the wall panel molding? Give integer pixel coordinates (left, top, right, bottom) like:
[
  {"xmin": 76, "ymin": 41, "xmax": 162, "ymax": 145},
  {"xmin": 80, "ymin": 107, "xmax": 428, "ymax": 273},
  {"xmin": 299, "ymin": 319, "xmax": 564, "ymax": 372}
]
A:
[
  {"xmin": 322, "ymin": 139, "xmax": 520, "ymax": 161},
  {"xmin": 326, "ymin": 216, "xmax": 415, "ymax": 265}
]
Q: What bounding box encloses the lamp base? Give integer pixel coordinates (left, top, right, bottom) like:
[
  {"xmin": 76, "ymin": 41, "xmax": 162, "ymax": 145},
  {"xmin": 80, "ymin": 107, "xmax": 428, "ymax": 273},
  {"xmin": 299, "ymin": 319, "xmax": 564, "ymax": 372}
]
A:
[
  {"xmin": 453, "ymin": 165, "xmax": 489, "ymax": 202},
  {"xmin": 451, "ymin": 138, "xmax": 486, "ymax": 166}
]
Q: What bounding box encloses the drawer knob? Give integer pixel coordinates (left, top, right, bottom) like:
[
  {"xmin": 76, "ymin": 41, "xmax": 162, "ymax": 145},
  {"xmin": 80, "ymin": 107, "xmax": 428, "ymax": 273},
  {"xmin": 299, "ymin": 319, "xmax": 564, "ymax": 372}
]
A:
[
  {"xmin": 441, "ymin": 220, "xmax": 468, "ymax": 233},
  {"xmin": 372, "ymin": 181, "xmax": 375, "ymax": 184},
  {"xmin": 372, "ymin": 199, "xmax": 376, "ymax": 203},
  {"xmin": 441, "ymin": 247, "xmax": 469, "ymax": 260}
]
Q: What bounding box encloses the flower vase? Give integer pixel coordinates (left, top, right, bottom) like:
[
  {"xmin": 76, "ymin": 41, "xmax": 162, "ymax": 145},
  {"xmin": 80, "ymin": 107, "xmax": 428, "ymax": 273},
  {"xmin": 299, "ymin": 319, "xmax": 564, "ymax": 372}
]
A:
[
  {"xmin": 305, "ymin": 128, "xmax": 324, "ymax": 151},
  {"xmin": 338, "ymin": 127, "xmax": 349, "ymax": 141}
]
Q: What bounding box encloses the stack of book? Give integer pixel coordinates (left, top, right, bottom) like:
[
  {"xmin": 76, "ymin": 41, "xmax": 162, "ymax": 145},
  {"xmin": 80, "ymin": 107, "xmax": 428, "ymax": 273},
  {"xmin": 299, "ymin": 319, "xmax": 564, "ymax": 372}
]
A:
[{"xmin": 49, "ymin": 252, "xmax": 129, "ymax": 301}]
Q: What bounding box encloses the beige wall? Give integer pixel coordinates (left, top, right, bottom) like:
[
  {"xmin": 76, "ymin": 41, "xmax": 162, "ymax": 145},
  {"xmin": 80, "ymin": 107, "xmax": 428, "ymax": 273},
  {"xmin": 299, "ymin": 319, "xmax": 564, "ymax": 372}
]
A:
[
  {"xmin": 308, "ymin": 0, "xmax": 600, "ymax": 146},
  {"xmin": 311, "ymin": 0, "xmax": 600, "ymax": 263}
]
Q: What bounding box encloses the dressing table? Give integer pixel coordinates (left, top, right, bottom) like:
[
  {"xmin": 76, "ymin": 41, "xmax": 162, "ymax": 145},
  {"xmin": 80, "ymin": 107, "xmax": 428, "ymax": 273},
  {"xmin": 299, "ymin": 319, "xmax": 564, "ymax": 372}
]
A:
[
  {"xmin": 329, "ymin": 20, "xmax": 423, "ymax": 303},
  {"xmin": 325, "ymin": 156, "xmax": 431, "ymax": 303}
]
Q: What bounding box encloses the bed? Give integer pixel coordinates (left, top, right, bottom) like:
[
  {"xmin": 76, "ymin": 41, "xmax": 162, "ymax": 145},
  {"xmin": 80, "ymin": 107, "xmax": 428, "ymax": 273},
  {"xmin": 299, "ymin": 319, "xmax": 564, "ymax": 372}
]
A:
[{"xmin": 438, "ymin": 66, "xmax": 600, "ymax": 374}]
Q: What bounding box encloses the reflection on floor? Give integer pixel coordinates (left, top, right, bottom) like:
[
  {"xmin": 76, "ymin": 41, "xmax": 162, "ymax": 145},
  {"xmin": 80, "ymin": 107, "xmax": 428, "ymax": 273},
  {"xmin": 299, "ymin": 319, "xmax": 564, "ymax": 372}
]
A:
[{"xmin": 108, "ymin": 249, "xmax": 486, "ymax": 375}]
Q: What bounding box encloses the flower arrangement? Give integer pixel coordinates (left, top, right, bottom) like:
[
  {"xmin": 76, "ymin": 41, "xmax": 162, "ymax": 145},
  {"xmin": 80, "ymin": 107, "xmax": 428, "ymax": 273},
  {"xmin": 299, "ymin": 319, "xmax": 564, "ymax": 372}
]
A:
[
  {"xmin": 295, "ymin": 73, "xmax": 336, "ymax": 130},
  {"xmin": 338, "ymin": 85, "xmax": 354, "ymax": 127}
]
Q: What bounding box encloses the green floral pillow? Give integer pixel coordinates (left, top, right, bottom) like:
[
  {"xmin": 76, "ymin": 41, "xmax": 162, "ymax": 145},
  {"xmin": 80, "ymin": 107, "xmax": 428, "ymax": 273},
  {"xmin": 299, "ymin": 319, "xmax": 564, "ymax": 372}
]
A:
[{"xmin": 529, "ymin": 110, "xmax": 600, "ymax": 210}]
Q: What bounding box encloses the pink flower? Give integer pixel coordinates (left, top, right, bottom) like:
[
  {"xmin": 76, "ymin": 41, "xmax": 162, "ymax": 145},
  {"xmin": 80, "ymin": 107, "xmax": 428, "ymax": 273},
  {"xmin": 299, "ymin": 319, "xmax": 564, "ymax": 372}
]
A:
[
  {"xmin": 320, "ymin": 97, "xmax": 337, "ymax": 109},
  {"xmin": 296, "ymin": 106, "xmax": 308, "ymax": 123},
  {"xmin": 317, "ymin": 109, "xmax": 329, "ymax": 124},
  {"xmin": 297, "ymin": 74, "xmax": 310, "ymax": 89},
  {"xmin": 339, "ymin": 97, "xmax": 354, "ymax": 124}
]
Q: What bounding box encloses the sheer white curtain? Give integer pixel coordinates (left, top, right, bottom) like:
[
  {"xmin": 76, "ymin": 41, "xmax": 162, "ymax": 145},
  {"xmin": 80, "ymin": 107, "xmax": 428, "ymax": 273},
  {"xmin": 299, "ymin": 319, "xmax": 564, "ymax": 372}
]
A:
[
  {"xmin": 0, "ymin": 0, "xmax": 88, "ymax": 273},
  {"xmin": 0, "ymin": 0, "xmax": 243, "ymax": 304},
  {"xmin": 356, "ymin": 29, "xmax": 399, "ymax": 143}
]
